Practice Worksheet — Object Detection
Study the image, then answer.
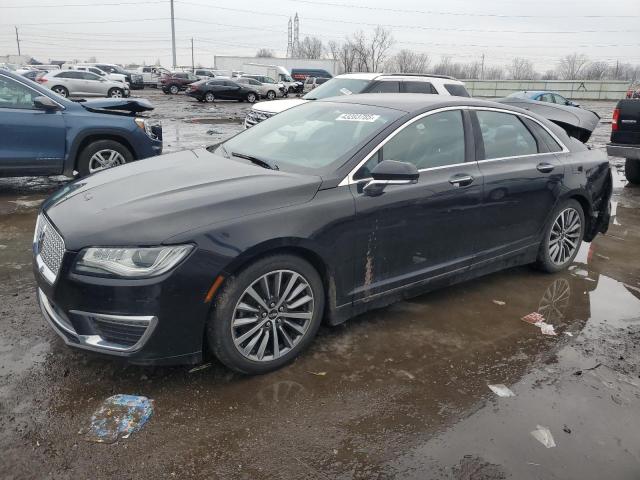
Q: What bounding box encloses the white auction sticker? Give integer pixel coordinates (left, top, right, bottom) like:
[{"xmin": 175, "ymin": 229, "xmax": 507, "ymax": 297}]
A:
[
  {"xmin": 335, "ymin": 113, "xmax": 380, "ymax": 122},
  {"xmin": 339, "ymin": 88, "xmax": 353, "ymax": 95}
]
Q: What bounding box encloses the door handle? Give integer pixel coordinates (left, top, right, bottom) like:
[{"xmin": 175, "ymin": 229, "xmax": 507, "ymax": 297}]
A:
[
  {"xmin": 449, "ymin": 174, "xmax": 474, "ymax": 187},
  {"xmin": 536, "ymin": 162, "xmax": 555, "ymax": 173}
]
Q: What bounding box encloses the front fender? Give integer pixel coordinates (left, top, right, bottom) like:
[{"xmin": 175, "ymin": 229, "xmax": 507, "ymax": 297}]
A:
[{"xmin": 64, "ymin": 125, "xmax": 137, "ymax": 176}]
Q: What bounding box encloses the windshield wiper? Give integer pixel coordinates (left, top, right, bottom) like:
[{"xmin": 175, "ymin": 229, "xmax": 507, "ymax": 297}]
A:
[{"xmin": 232, "ymin": 152, "xmax": 279, "ymax": 170}]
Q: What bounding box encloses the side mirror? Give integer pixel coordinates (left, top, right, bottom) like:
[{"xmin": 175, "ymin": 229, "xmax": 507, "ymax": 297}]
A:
[
  {"xmin": 33, "ymin": 96, "xmax": 61, "ymax": 111},
  {"xmin": 363, "ymin": 160, "xmax": 419, "ymax": 196}
]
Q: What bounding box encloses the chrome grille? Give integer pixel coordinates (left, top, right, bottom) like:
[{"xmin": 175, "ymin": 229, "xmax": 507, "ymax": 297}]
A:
[
  {"xmin": 34, "ymin": 214, "xmax": 65, "ymax": 282},
  {"xmin": 244, "ymin": 109, "xmax": 274, "ymax": 128}
]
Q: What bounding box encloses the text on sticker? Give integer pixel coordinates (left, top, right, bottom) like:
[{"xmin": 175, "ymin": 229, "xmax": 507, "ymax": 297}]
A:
[{"xmin": 336, "ymin": 113, "xmax": 381, "ymax": 122}]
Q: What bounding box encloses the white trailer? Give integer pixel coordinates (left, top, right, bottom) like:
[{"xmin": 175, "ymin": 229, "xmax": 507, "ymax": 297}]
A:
[{"xmin": 215, "ymin": 56, "xmax": 338, "ymax": 76}]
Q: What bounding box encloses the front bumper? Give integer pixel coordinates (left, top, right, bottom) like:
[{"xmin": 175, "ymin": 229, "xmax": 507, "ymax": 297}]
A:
[
  {"xmin": 606, "ymin": 143, "xmax": 640, "ymax": 160},
  {"xmin": 34, "ymin": 231, "xmax": 219, "ymax": 365}
]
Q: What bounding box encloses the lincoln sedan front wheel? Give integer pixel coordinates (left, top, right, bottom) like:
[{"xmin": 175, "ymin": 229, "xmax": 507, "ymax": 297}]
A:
[{"xmin": 208, "ymin": 254, "xmax": 324, "ymax": 374}]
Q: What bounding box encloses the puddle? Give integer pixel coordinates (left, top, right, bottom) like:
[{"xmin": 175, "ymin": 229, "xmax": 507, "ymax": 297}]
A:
[{"xmin": 184, "ymin": 117, "xmax": 244, "ymax": 125}]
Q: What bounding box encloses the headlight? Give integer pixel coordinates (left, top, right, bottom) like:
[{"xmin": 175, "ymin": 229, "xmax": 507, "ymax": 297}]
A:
[
  {"xmin": 135, "ymin": 117, "xmax": 159, "ymax": 140},
  {"xmin": 73, "ymin": 245, "xmax": 193, "ymax": 278}
]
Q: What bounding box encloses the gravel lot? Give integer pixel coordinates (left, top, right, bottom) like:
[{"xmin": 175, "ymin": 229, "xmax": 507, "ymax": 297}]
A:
[{"xmin": 1, "ymin": 91, "xmax": 639, "ymax": 479}]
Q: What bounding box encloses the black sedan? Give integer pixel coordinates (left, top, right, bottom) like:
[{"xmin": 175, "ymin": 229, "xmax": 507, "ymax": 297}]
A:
[
  {"xmin": 186, "ymin": 79, "xmax": 259, "ymax": 103},
  {"xmin": 34, "ymin": 95, "xmax": 612, "ymax": 374}
]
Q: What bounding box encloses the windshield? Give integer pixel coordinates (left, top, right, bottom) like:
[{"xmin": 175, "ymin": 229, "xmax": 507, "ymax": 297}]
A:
[
  {"xmin": 217, "ymin": 101, "xmax": 402, "ymax": 173},
  {"xmin": 303, "ymin": 78, "xmax": 371, "ymax": 100}
]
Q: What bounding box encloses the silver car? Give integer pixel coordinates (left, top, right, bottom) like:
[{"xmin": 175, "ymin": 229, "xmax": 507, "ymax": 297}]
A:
[{"xmin": 38, "ymin": 70, "xmax": 129, "ymax": 98}]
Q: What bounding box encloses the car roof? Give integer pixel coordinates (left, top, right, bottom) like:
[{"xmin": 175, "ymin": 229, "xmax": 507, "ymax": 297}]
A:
[
  {"xmin": 335, "ymin": 72, "xmax": 464, "ymax": 85},
  {"xmin": 317, "ymin": 93, "xmax": 525, "ymax": 114}
]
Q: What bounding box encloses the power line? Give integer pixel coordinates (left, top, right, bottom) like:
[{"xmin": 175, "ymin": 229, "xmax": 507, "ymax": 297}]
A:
[
  {"xmin": 287, "ymin": 0, "xmax": 640, "ymax": 19},
  {"xmin": 0, "ymin": 0, "xmax": 165, "ymax": 7}
]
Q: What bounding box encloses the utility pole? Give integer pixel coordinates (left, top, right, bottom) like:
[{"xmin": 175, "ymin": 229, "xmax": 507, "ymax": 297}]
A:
[
  {"xmin": 15, "ymin": 26, "xmax": 21, "ymax": 56},
  {"xmin": 191, "ymin": 38, "xmax": 194, "ymax": 71},
  {"xmin": 170, "ymin": 0, "xmax": 176, "ymax": 69},
  {"xmin": 480, "ymin": 53, "xmax": 485, "ymax": 80}
]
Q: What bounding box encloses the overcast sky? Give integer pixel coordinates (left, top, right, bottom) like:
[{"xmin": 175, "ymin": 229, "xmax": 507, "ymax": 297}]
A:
[{"xmin": 0, "ymin": 0, "xmax": 638, "ymax": 70}]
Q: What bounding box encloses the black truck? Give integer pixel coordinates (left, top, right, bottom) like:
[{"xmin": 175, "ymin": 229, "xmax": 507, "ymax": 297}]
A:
[{"xmin": 607, "ymin": 99, "xmax": 640, "ymax": 184}]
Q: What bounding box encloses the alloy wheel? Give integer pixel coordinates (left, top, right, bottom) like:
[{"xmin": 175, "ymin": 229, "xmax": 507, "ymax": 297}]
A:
[
  {"xmin": 231, "ymin": 269, "xmax": 314, "ymax": 362},
  {"xmin": 549, "ymin": 207, "xmax": 582, "ymax": 265},
  {"xmin": 53, "ymin": 87, "xmax": 67, "ymax": 97},
  {"xmin": 537, "ymin": 278, "xmax": 571, "ymax": 323},
  {"xmin": 88, "ymin": 149, "xmax": 126, "ymax": 173},
  {"xmin": 205, "ymin": 92, "xmax": 214, "ymax": 102},
  {"xmin": 110, "ymin": 89, "xmax": 123, "ymax": 98}
]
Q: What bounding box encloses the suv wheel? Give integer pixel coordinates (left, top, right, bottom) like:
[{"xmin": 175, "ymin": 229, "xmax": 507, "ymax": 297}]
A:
[
  {"xmin": 208, "ymin": 254, "xmax": 324, "ymax": 374},
  {"xmin": 169, "ymin": 84, "xmax": 179, "ymax": 94},
  {"xmin": 625, "ymin": 158, "xmax": 640, "ymax": 185},
  {"xmin": 52, "ymin": 86, "xmax": 69, "ymax": 98},
  {"xmin": 108, "ymin": 88, "xmax": 124, "ymax": 98},
  {"xmin": 266, "ymin": 90, "xmax": 276, "ymax": 100},
  {"xmin": 77, "ymin": 139, "xmax": 133, "ymax": 177},
  {"xmin": 204, "ymin": 92, "xmax": 215, "ymax": 103}
]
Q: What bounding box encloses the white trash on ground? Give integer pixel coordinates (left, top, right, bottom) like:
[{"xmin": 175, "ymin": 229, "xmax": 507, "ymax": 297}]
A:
[
  {"xmin": 530, "ymin": 425, "xmax": 556, "ymax": 448},
  {"xmin": 488, "ymin": 384, "xmax": 515, "ymax": 397}
]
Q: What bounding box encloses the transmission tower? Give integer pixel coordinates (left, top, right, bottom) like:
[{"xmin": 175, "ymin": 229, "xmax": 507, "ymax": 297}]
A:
[
  {"xmin": 287, "ymin": 17, "xmax": 293, "ymax": 58},
  {"xmin": 293, "ymin": 13, "xmax": 299, "ymax": 57}
]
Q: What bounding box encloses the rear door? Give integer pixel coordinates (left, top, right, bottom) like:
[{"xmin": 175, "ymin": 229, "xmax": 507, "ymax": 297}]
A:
[
  {"xmin": 81, "ymin": 71, "xmax": 104, "ymax": 95},
  {"xmin": 470, "ymin": 108, "xmax": 566, "ymax": 262},
  {"xmin": 0, "ymin": 74, "xmax": 66, "ymax": 175}
]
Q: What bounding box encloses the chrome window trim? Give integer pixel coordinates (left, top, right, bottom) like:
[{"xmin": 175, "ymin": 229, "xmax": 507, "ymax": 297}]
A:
[
  {"xmin": 338, "ymin": 105, "xmax": 569, "ymax": 187},
  {"xmin": 0, "ymin": 72, "xmax": 66, "ymax": 110}
]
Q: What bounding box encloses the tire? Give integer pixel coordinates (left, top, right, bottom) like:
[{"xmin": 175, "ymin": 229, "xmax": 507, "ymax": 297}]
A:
[
  {"xmin": 288, "ymin": 86, "xmax": 295, "ymax": 94},
  {"xmin": 246, "ymin": 92, "xmax": 257, "ymax": 103},
  {"xmin": 169, "ymin": 84, "xmax": 179, "ymax": 95},
  {"xmin": 51, "ymin": 86, "xmax": 68, "ymax": 98},
  {"xmin": 535, "ymin": 199, "xmax": 585, "ymax": 273},
  {"xmin": 204, "ymin": 92, "xmax": 215, "ymax": 103},
  {"xmin": 208, "ymin": 254, "xmax": 325, "ymax": 375},
  {"xmin": 77, "ymin": 139, "xmax": 133, "ymax": 177},
  {"xmin": 108, "ymin": 88, "xmax": 124, "ymax": 98},
  {"xmin": 266, "ymin": 90, "xmax": 276, "ymax": 100},
  {"xmin": 625, "ymin": 158, "xmax": 640, "ymax": 185}
]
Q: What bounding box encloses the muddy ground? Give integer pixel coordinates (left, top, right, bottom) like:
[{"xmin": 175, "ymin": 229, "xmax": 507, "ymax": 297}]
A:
[{"xmin": 1, "ymin": 92, "xmax": 639, "ymax": 479}]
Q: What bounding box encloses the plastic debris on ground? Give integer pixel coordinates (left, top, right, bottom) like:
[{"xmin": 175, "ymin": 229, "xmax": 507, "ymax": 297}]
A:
[
  {"xmin": 492, "ymin": 300, "xmax": 506, "ymax": 306},
  {"xmin": 188, "ymin": 362, "xmax": 212, "ymax": 373},
  {"xmin": 488, "ymin": 384, "xmax": 515, "ymax": 397},
  {"xmin": 308, "ymin": 371, "xmax": 327, "ymax": 376},
  {"xmin": 530, "ymin": 425, "xmax": 556, "ymax": 448},
  {"xmin": 521, "ymin": 312, "xmax": 557, "ymax": 336},
  {"xmin": 85, "ymin": 394, "xmax": 154, "ymax": 444}
]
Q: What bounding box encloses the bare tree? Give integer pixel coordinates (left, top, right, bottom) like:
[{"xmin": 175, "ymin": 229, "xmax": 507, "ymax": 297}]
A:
[
  {"xmin": 484, "ymin": 66, "xmax": 505, "ymax": 80},
  {"xmin": 557, "ymin": 53, "xmax": 589, "ymax": 79},
  {"xmin": 507, "ymin": 57, "xmax": 535, "ymax": 80},
  {"xmin": 541, "ymin": 69, "xmax": 559, "ymax": 80},
  {"xmin": 256, "ymin": 48, "xmax": 274, "ymax": 58},
  {"xmin": 583, "ymin": 61, "xmax": 608, "ymax": 80},
  {"xmin": 297, "ymin": 36, "xmax": 324, "ymax": 59},
  {"xmin": 327, "ymin": 39, "xmax": 358, "ymax": 74},
  {"xmin": 461, "ymin": 61, "xmax": 481, "ymax": 79},
  {"xmin": 350, "ymin": 26, "xmax": 394, "ymax": 72},
  {"xmin": 387, "ymin": 49, "xmax": 430, "ymax": 73}
]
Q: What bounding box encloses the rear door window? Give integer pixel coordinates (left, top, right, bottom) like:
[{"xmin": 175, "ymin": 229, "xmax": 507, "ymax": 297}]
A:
[
  {"xmin": 444, "ymin": 84, "xmax": 470, "ymax": 97},
  {"xmin": 476, "ymin": 110, "xmax": 538, "ymax": 159},
  {"xmin": 521, "ymin": 118, "xmax": 564, "ymax": 153},
  {"xmin": 403, "ymin": 81, "xmax": 437, "ymax": 94},
  {"xmin": 367, "ymin": 81, "xmax": 400, "ymax": 93}
]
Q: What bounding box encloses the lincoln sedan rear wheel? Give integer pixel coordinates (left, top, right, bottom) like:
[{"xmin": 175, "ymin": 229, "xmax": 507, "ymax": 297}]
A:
[
  {"xmin": 246, "ymin": 92, "xmax": 257, "ymax": 103},
  {"xmin": 536, "ymin": 199, "xmax": 584, "ymax": 272},
  {"xmin": 204, "ymin": 92, "xmax": 215, "ymax": 103},
  {"xmin": 208, "ymin": 254, "xmax": 324, "ymax": 374}
]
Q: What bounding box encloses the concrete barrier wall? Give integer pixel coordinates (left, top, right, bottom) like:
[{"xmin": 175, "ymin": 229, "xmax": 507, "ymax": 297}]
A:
[{"xmin": 465, "ymin": 80, "xmax": 629, "ymax": 100}]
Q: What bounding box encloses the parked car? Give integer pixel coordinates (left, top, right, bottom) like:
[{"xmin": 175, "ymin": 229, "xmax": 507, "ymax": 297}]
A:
[
  {"xmin": 160, "ymin": 72, "xmax": 199, "ymax": 94},
  {"xmin": 241, "ymin": 74, "xmax": 285, "ymax": 100},
  {"xmin": 302, "ymin": 76, "xmax": 330, "ymax": 94},
  {"xmin": 37, "ymin": 70, "xmax": 129, "ymax": 98},
  {"xmin": 194, "ymin": 69, "xmax": 217, "ymax": 80},
  {"xmin": 34, "ymin": 94, "xmax": 611, "ymax": 373},
  {"xmin": 136, "ymin": 66, "xmax": 170, "ymax": 87},
  {"xmin": 185, "ymin": 79, "xmax": 259, "ymax": 103},
  {"xmin": 606, "ymin": 99, "xmax": 640, "ymax": 184},
  {"xmin": 500, "ymin": 91, "xmax": 600, "ymax": 142},
  {"xmin": 244, "ymin": 73, "xmax": 470, "ymax": 127},
  {"xmin": 86, "ymin": 63, "xmax": 144, "ymax": 89},
  {"xmin": 235, "ymin": 77, "xmax": 278, "ymax": 99},
  {"xmin": 625, "ymin": 83, "xmax": 640, "ymax": 99},
  {"xmin": 62, "ymin": 64, "xmax": 128, "ymax": 85},
  {"xmin": 290, "ymin": 68, "xmax": 333, "ymax": 81},
  {"xmin": 20, "ymin": 69, "xmax": 45, "ymax": 81},
  {"xmin": 0, "ymin": 69, "xmax": 161, "ymax": 177}
]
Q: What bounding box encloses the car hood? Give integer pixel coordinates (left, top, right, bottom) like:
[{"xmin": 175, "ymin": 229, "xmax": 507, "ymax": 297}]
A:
[
  {"xmin": 43, "ymin": 149, "xmax": 322, "ymax": 250},
  {"xmin": 80, "ymin": 97, "xmax": 154, "ymax": 114},
  {"xmin": 252, "ymin": 98, "xmax": 308, "ymax": 114},
  {"xmin": 498, "ymin": 98, "xmax": 599, "ymax": 140}
]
